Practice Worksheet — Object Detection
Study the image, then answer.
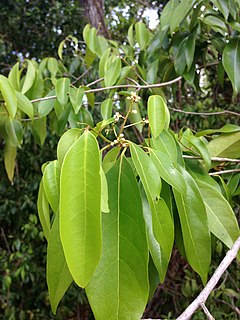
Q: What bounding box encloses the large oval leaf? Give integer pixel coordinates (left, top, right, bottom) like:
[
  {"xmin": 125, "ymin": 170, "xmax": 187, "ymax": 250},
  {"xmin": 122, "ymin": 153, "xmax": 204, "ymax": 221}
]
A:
[
  {"xmin": 173, "ymin": 167, "xmax": 211, "ymax": 284},
  {"xmin": 21, "ymin": 60, "xmax": 36, "ymax": 94},
  {"xmin": 69, "ymin": 86, "xmax": 84, "ymax": 114},
  {"xmin": 56, "ymin": 78, "xmax": 70, "ymax": 106},
  {"xmin": 151, "ymin": 129, "xmax": 178, "ymax": 163},
  {"xmin": 223, "ymin": 38, "xmax": 240, "ymax": 94},
  {"xmin": 47, "ymin": 214, "xmax": 73, "ymax": 314},
  {"xmin": 16, "ymin": 91, "xmax": 34, "ymax": 120},
  {"xmin": 135, "ymin": 21, "xmax": 151, "ymax": 51},
  {"xmin": 86, "ymin": 156, "xmax": 149, "ymax": 320},
  {"xmin": 4, "ymin": 143, "xmax": 16, "ymax": 183},
  {"xmin": 104, "ymin": 58, "xmax": 121, "ymax": 87},
  {"xmin": 0, "ymin": 75, "xmax": 17, "ymax": 119},
  {"xmin": 43, "ymin": 160, "xmax": 60, "ymax": 213},
  {"xmin": 37, "ymin": 179, "xmax": 50, "ymax": 241},
  {"xmin": 60, "ymin": 130, "xmax": 102, "ymax": 287}
]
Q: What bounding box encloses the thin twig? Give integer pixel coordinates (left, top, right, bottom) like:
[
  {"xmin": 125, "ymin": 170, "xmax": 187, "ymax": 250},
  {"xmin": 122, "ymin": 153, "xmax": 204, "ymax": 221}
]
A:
[
  {"xmin": 169, "ymin": 107, "xmax": 240, "ymax": 117},
  {"xmin": 183, "ymin": 155, "xmax": 240, "ymax": 163},
  {"xmin": 86, "ymin": 77, "xmax": 104, "ymax": 87},
  {"xmin": 72, "ymin": 67, "xmax": 93, "ymax": 85},
  {"xmin": 200, "ymin": 302, "xmax": 215, "ymax": 319},
  {"xmin": 209, "ymin": 169, "xmax": 240, "ymax": 176}
]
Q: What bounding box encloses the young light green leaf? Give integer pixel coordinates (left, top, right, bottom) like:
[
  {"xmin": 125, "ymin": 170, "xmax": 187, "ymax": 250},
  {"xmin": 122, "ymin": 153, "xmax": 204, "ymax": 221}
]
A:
[
  {"xmin": 197, "ymin": 180, "xmax": 240, "ymax": 249},
  {"xmin": 43, "ymin": 160, "xmax": 60, "ymax": 213},
  {"xmin": 135, "ymin": 21, "xmax": 151, "ymax": 51},
  {"xmin": 69, "ymin": 87, "xmax": 84, "ymax": 114},
  {"xmin": 104, "ymin": 58, "xmax": 122, "ymax": 87},
  {"xmin": 57, "ymin": 128, "xmax": 82, "ymax": 167},
  {"xmin": 60, "ymin": 131, "xmax": 102, "ymax": 287},
  {"xmin": 8, "ymin": 62, "xmax": 21, "ymax": 91},
  {"xmin": 16, "ymin": 91, "xmax": 34, "ymax": 120},
  {"xmin": 147, "ymin": 95, "xmax": 169, "ymax": 138},
  {"xmin": 102, "ymin": 146, "xmax": 121, "ymax": 173},
  {"xmin": 47, "ymin": 214, "xmax": 73, "ymax": 314},
  {"xmin": 21, "ymin": 60, "xmax": 36, "ymax": 94},
  {"xmin": 56, "ymin": 78, "xmax": 70, "ymax": 106},
  {"xmin": 37, "ymin": 179, "xmax": 50, "ymax": 241},
  {"xmin": 99, "ymin": 48, "xmax": 111, "ymax": 79},
  {"xmin": 86, "ymin": 156, "xmax": 149, "ymax": 320},
  {"xmin": 4, "ymin": 143, "xmax": 16, "ymax": 183},
  {"xmin": 100, "ymin": 166, "xmax": 109, "ymax": 213},
  {"xmin": 5, "ymin": 119, "xmax": 23, "ymax": 147},
  {"xmin": 150, "ymin": 149, "xmax": 186, "ymax": 194},
  {"xmin": 223, "ymin": 38, "xmax": 240, "ymax": 93},
  {"xmin": 127, "ymin": 24, "xmax": 134, "ymax": 47},
  {"xmin": 80, "ymin": 108, "xmax": 94, "ymax": 127},
  {"xmin": 48, "ymin": 58, "xmax": 59, "ymax": 77},
  {"xmin": 207, "ymin": 131, "xmax": 240, "ymax": 159},
  {"xmin": 173, "ymin": 167, "xmax": 211, "ymax": 284},
  {"xmin": 196, "ymin": 124, "xmax": 240, "ymax": 137},
  {"xmin": 0, "ymin": 75, "xmax": 17, "ymax": 119},
  {"xmin": 100, "ymin": 98, "xmax": 113, "ymax": 120},
  {"xmin": 128, "ymin": 102, "xmax": 143, "ymax": 133},
  {"xmin": 38, "ymin": 90, "xmax": 56, "ymax": 117},
  {"xmin": 58, "ymin": 40, "xmax": 65, "ymax": 60}
]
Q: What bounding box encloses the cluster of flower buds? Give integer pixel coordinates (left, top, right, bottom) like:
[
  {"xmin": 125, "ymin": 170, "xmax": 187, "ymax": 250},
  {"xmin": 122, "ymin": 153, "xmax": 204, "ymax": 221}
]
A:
[
  {"xmin": 114, "ymin": 112, "xmax": 124, "ymax": 122},
  {"xmin": 127, "ymin": 91, "xmax": 141, "ymax": 103},
  {"xmin": 110, "ymin": 133, "xmax": 128, "ymax": 148}
]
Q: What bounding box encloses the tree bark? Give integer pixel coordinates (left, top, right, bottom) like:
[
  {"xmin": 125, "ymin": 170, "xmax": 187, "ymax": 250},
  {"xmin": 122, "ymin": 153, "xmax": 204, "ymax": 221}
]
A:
[{"xmin": 79, "ymin": 0, "xmax": 110, "ymax": 38}]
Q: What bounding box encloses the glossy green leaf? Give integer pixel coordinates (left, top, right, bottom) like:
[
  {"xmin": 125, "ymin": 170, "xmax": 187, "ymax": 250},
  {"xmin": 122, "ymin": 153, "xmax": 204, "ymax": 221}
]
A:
[
  {"xmin": 170, "ymin": 0, "xmax": 196, "ymax": 33},
  {"xmin": 80, "ymin": 108, "xmax": 94, "ymax": 127},
  {"xmin": 60, "ymin": 131, "xmax": 102, "ymax": 287},
  {"xmin": 48, "ymin": 58, "xmax": 58, "ymax": 77},
  {"xmin": 5, "ymin": 119, "xmax": 23, "ymax": 147},
  {"xmin": 56, "ymin": 78, "xmax": 70, "ymax": 106},
  {"xmin": 185, "ymin": 27, "xmax": 197, "ymax": 71},
  {"xmin": 196, "ymin": 124, "xmax": 240, "ymax": 137},
  {"xmin": 8, "ymin": 62, "xmax": 21, "ymax": 91},
  {"xmin": 135, "ymin": 21, "xmax": 151, "ymax": 51},
  {"xmin": 104, "ymin": 58, "xmax": 122, "ymax": 87},
  {"xmin": 37, "ymin": 179, "xmax": 50, "ymax": 241},
  {"xmin": 57, "ymin": 128, "xmax": 82, "ymax": 167},
  {"xmin": 58, "ymin": 40, "xmax": 65, "ymax": 60},
  {"xmin": 160, "ymin": 0, "xmax": 178, "ymax": 32},
  {"xmin": 16, "ymin": 91, "xmax": 34, "ymax": 120},
  {"xmin": 100, "ymin": 98, "xmax": 113, "ymax": 120},
  {"xmin": 27, "ymin": 70, "xmax": 44, "ymax": 101},
  {"xmin": 98, "ymin": 48, "xmax": 111, "ymax": 79},
  {"xmin": 0, "ymin": 75, "xmax": 17, "ymax": 119},
  {"xmin": 173, "ymin": 167, "xmax": 211, "ymax": 284},
  {"xmin": 86, "ymin": 156, "xmax": 149, "ymax": 320},
  {"xmin": 175, "ymin": 38, "xmax": 187, "ymax": 75},
  {"xmin": 212, "ymin": 0, "xmax": 229, "ymax": 21},
  {"xmin": 21, "ymin": 60, "xmax": 36, "ymax": 94},
  {"xmin": 100, "ymin": 166, "xmax": 109, "ymax": 213},
  {"xmin": 31, "ymin": 117, "xmax": 47, "ymax": 145},
  {"xmin": 38, "ymin": 90, "xmax": 56, "ymax": 117},
  {"xmin": 223, "ymin": 38, "xmax": 240, "ymax": 93},
  {"xmin": 185, "ymin": 135, "xmax": 211, "ymax": 170},
  {"xmin": 128, "ymin": 102, "xmax": 143, "ymax": 133},
  {"xmin": 69, "ymin": 87, "xmax": 84, "ymax": 114},
  {"xmin": 140, "ymin": 185, "xmax": 169, "ymax": 282},
  {"xmin": 150, "ymin": 149, "xmax": 186, "ymax": 194},
  {"xmin": 207, "ymin": 131, "xmax": 240, "ymax": 159},
  {"xmin": 127, "ymin": 23, "xmax": 134, "ymax": 47},
  {"xmin": 47, "ymin": 214, "xmax": 73, "ymax": 314},
  {"xmin": 102, "ymin": 146, "xmax": 121, "ymax": 173},
  {"xmin": 43, "ymin": 160, "xmax": 60, "ymax": 213},
  {"xmin": 203, "ymin": 14, "xmax": 228, "ymax": 36},
  {"xmin": 95, "ymin": 35, "xmax": 109, "ymax": 58},
  {"xmin": 197, "ymin": 181, "xmax": 240, "ymax": 249},
  {"xmin": 148, "ymin": 95, "xmax": 169, "ymax": 138},
  {"xmin": 4, "ymin": 143, "xmax": 16, "ymax": 182}
]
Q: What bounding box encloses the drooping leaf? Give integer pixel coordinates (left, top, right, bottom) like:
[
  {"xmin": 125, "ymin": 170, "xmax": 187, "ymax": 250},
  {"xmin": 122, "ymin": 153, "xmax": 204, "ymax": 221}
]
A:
[
  {"xmin": 170, "ymin": 0, "xmax": 196, "ymax": 33},
  {"xmin": 43, "ymin": 160, "xmax": 60, "ymax": 213},
  {"xmin": 56, "ymin": 78, "xmax": 70, "ymax": 106},
  {"xmin": 223, "ymin": 38, "xmax": 240, "ymax": 93},
  {"xmin": 4, "ymin": 143, "xmax": 16, "ymax": 182},
  {"xmin": 47, "ymin": 214, "xmax": 73, "ymax": 314},
  {"xmin": 69, "ymin": 87, "xmax": 84, "ymax": 114},
  {"xmin": 104, "ymin": 58, "xmax": 122, "ymax": 87},
  {"xmin": 174, "ymin": 38, "xmax": 187, "ymax": 75},
  {"xmin": 8, "ymin": 62, "xmax": 21, "ymax": 91},
  {"xmin": 60, "ymin": 131, "xmax": 102, "ymax": 287},
  {"xmin": 38, "ymin": 90, "xmax": 56, "ymax": 117},
  {"xmin": 160, "ymin": 0, "xmax": 178, "ymax": 32},
  {"xmin": 197, "ymin": 181, "xmax": 240, "ymax": 249},
  {"xmin": 196, "ymin": 124, "xmax": 240, "ymax": 137},
  {"xmin": 102, "ymin": 146, "xmax": 121, "ymax": 173},
  {"xmin": 207, "ymin": 131, "xmax": 240, "ymax": 159},
  {"xmin": 173, "ymin": 167, "xmax": 211, "ymax": 284},
  {"xmin": 150, "ymin": 149, "xmax": 186, "ymax": 194},
  {"xmin": 86, "ymin": 156, "xmax": 149, "ymax": 320},
  {"xmin": 100, "ymin": 166, "xmax": 109, "ymax": 213},
  {"xmin": 31, "ymin": 117, "xmax": 47, "ymax": 146},
  {"xmin": 0, "ymin": 75, "xmax": 17, "ymax": 119},
  {"xmin": 185, "ymin": 27, "xmax": 197, "ymax": 71},
  {"xmin": 135, "ymin": 21, "xmax": 151, "ymax": 51},
  {"xmin": 127, "ymin": 23, "xmax": 134, "ymax": 47},
  {"xmin": 16, "ymin": 91, "xmax": 34, "ymax": 120},
  {"xmin": 37, "ymin": 179, "xmax": 50, "ymax": 241},
  {"xmin": 147, "ymin": 95, "xmax": 169, "ymax": 138},
  {"xmin": 21, "ymin": 60, "xmax": 36, "ymax": 94},
  {"xmin": 48, "ymin": 58, "xmax": 59, "ymax": 77},
  {"xmin": 202, "ymin": 14, "xmax": 228, "ymax": 35},
  {"xmin": 100, "ymin": 98, "xmax": 113, "ymax": 120},
  {"xmin": 5, "ymin": 119, "xmax": 23, "ymax": 147},
  {"xmin": 57, "ymin": 128, "xmax": 82, "ymax": 167},
  {"xmin": 185, "ymin": 135, "xmax": 211, "ymax": 170}
]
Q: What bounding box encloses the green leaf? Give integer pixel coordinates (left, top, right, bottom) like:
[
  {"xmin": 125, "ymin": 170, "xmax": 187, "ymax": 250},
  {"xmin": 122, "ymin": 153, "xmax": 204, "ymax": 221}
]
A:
[
  {"xmin": 80, "ymin": 108, "xmax": 94, "ymax": 127},
  {"xmin": 21, "ymin": 60, "xmax": 36, "ymax": 94},
  {"xmin": 16, "ymin": 91, "xmax": 34, "ymax": 120},
  {"xmin": 102, "ymin": 146, "xmax": 121, "ymax": 173},
  {"xmin": 185, "ymin": 27, "xmax": 197, "ymax": 71},
  {"xmin": 60, "ymin": 131, "xmax": 102, "ymax": 287},
  {"xmin": 0, "ymin": 75, "xmax": 17, "ymax": 119},
  {"xmin": 223, "ymin": 38, "xmax": 240, "ymax": 94},
  {"xmin": 99, "ymin": 48, "xmax": 111, "ymax": 79},
  {"xmin": 37, "ymin": 180, "xmax": 50, "ymax": 241},
  {"xmin": 43, "ymin": 160, "xmax": 60, "ymax": 213},
  {"xmin": 212, "ymin": 0, "xmax": 229, "ymax": 21},
  {"xmin": 47, "ymin": 214, "xmax": 73, "ymax": 314},
  {"xmin": 4, "ymin": 143, "xmax": 16, "ymax": 182},
  {"xmin": 57, "ymin": 128, "xmax": 82, "ymax": 167},
  {"xmin": 173, "ymin": 167, "xmax": 211, "ymax": 284},
  {"xmin": 56, "ymin": 78, "xmax": 70, "ymax": 106},
  {"xmin": 8, "ymin": 62, "xmax": 21, "ymax": 91},
  {"xmin": 147, "ymin": 95, "xmax": 170, "ymax": 138},
  {"xmin": 160, "ymin": 0, "xmax": 178, "ymax": 32},
  {"xmin": 175, "ymin": 38, "xmax": 187, "ymax": 75},
  {"xmin": 207, "ymin": 131, "xmax": 240, "ymax": 159},
  {"xmin": 38, "ymin": 90, "xmax": 56, "ymax": 117},
  {"xmin": 58, "ymin": 40, "xmax": 65, "ymax": 60},
  {"xmin": 100, "ymin": 166, "xmax": 109, "ymax": 213},
  {"xmin": 48, "ymin": 58, "xmax": 59, "ymax": 77},
  {"xmin": 31, "ymin": 117, "xmax": 47, "ymax": 145},
  {"xmin": 96, "ymin": 35, "xmax": 109, "ymax": 58},
  {"xmin": 202, "ymin": 14, "xmax": 228, "ymax": 36},
  {"xmin": 69, "ymin": 87, "xmax": 84, "ymax": 114},
  {"xmin": 135, "ymin": 22, "xmax": 151, "ymax": 51},
  {"xmin": 150, "ymin": 149, "xmax": 186, "ymax": 194},
  {"xmin": 197, "ymin": 181, "xmax": 240, "ymax": 249},
  {"xmin": 100, "ymin": 98, "xmax": 113, "ymax": 120},
  {"xmin": 128, "ymin": 102, "xmax": 143, "ymax": 133},
  {"xmin": 5, "ymin": 119, "xmax": 23, "ymax": 147},
  {"xmin": 140, "ymin": 184, "xmax": 169, "ymax": 282},
  {"xmin": 185, "ymin": 135, "xmax": 211, "ymax": 170},
  {"xmin": 170, "ymin": 0, "xmax": 196, "ymax": 33},
  {"xmin": 86, "ymin": 156, "xmax": 149, "ymax": 320},
  {"xmin": 196, "ymin": 124, "xmax": 240, "ymax": 137},
  {"xmin": 127, "ymin": 24, "xmax": 134, "ymax": 47},
  {"xmin": 104, "ymin": 58, "xmax": 122, "ymax": 86}
]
